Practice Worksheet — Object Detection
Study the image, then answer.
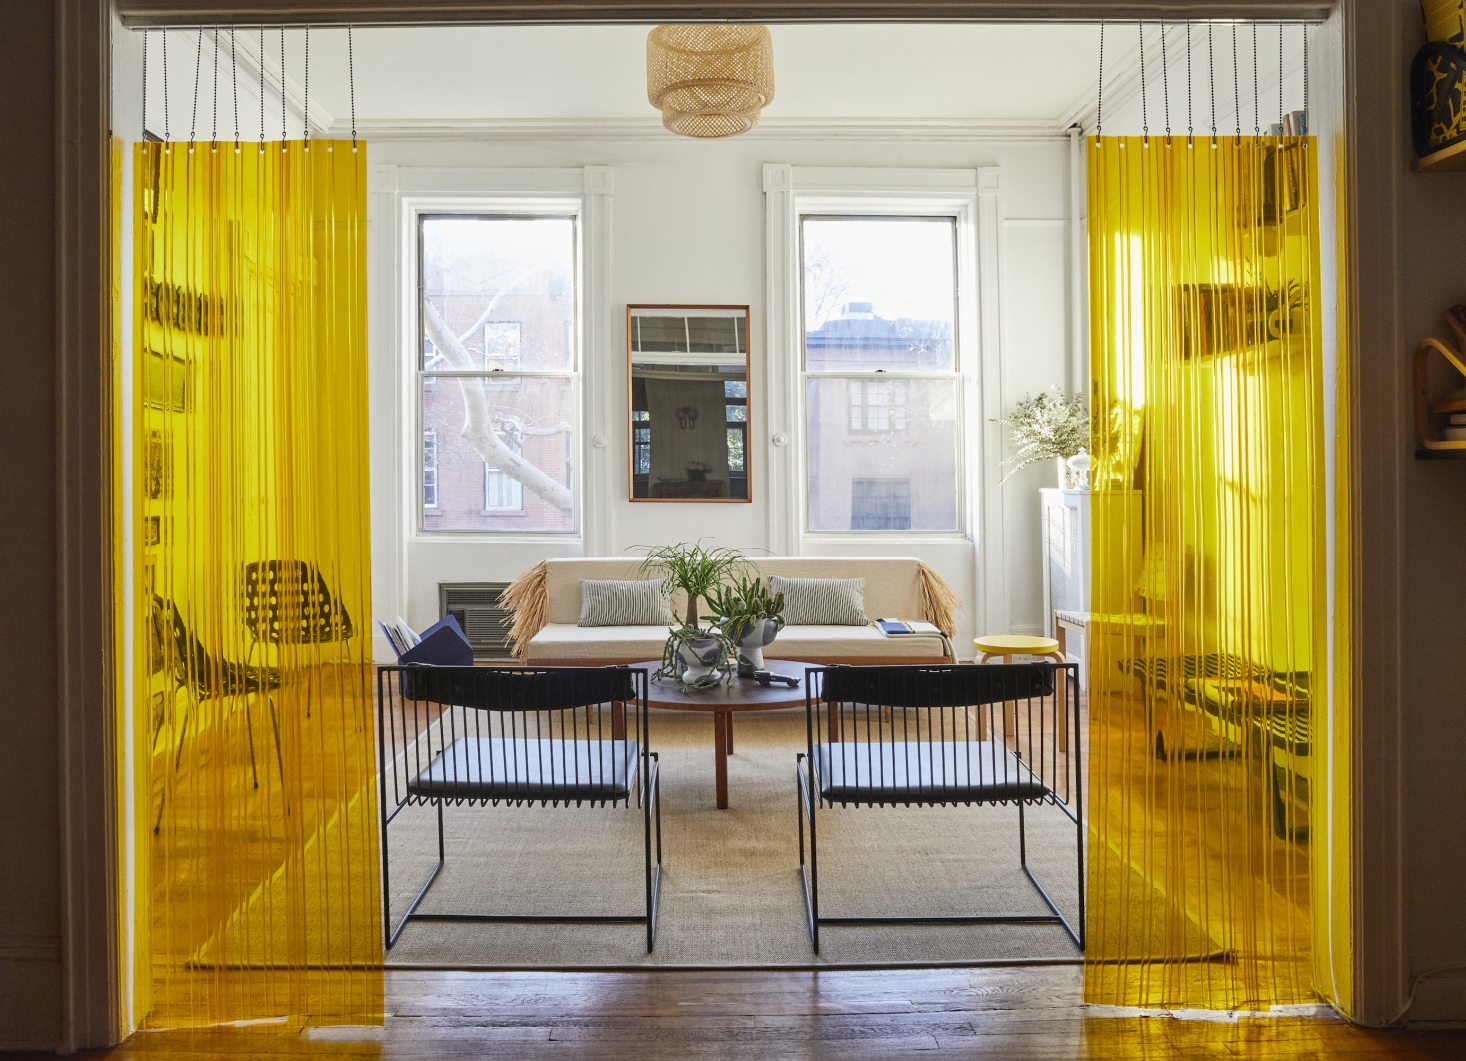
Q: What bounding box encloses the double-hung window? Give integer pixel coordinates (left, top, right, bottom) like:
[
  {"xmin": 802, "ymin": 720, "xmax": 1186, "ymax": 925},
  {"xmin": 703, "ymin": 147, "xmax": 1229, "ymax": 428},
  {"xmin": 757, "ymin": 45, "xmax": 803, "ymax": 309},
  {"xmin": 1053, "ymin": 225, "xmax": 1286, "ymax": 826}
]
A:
[
  {"xmin": 801, "ymin": 216, "xmax": 961, "ymax": 533},
  {"xmin": 418, "ymin": 215, "xmax": 577, "ymax": 532}
]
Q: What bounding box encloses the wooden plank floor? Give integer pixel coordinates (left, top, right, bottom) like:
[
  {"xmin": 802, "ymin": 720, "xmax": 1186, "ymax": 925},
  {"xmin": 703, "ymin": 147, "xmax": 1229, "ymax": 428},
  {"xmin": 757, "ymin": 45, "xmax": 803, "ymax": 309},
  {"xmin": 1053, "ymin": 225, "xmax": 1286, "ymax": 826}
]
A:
[{"xmin": 36, "ymin": 966, "xmax": 1466, "ymax": 1060}]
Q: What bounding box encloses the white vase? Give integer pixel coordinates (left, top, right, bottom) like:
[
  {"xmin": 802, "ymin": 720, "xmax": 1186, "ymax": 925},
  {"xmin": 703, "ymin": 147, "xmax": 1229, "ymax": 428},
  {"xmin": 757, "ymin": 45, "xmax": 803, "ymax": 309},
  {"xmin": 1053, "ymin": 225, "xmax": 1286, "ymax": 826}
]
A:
[
  {"xmin": 736, "ymin": 616, "xmax": 782, "ymax": 676},
  {"xmin": 677, "ymin": 637, "xmax": 725, "ymax": 687}
]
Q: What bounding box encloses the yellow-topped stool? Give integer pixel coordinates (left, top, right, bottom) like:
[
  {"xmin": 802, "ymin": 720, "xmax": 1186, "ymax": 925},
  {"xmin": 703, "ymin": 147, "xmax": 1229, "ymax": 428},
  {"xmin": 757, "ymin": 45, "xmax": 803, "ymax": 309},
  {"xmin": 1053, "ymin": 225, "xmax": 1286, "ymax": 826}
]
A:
[
  {"xmin": 973, "ymin": 634, "xmax": 1064, "ymax": 665},
  {"xmin": 973, "ymin": 634, "xmax": 1068, "ymax": 750}
]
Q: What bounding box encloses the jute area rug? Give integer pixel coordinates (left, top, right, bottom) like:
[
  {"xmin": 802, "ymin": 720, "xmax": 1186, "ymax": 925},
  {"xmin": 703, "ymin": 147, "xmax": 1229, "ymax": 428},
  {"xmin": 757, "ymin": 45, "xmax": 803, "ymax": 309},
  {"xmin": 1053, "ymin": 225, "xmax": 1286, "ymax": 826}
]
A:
[{"xmin": 382, "ymin": 709, "xmax": 1084, "ymax": 968}]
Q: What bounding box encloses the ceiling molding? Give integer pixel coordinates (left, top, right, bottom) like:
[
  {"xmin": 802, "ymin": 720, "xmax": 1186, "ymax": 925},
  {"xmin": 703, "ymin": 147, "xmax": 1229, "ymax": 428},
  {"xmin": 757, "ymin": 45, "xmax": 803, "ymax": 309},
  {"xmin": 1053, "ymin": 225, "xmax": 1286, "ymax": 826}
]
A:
[
  {"xmin": 117, "ymin": 2, "xmax": 1335, "ymax": 29},
  {"xmin": 353, "ymin": 115, "xmax": 1072, "ymax": 141}
]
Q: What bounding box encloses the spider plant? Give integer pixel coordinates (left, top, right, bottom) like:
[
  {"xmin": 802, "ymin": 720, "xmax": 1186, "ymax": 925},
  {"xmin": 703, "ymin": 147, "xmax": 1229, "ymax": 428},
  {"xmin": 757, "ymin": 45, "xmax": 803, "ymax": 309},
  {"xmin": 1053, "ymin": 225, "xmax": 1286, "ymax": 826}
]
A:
[
  {"xmin": 654, "ymin": 622, "xmax": 736, "ymax": 690},
  {"xmin": 635, "ymin": 541, "xmax": 748, "ymax": 627}
]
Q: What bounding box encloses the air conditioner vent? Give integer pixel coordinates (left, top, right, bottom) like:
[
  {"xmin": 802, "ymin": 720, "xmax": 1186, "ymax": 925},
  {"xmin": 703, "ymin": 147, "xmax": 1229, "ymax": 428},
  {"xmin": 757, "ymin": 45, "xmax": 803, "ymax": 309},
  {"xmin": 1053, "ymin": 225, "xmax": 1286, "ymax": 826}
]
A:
[{"xmin": 439, "ymin": 582, "xmax": 515, "ymax": 660}]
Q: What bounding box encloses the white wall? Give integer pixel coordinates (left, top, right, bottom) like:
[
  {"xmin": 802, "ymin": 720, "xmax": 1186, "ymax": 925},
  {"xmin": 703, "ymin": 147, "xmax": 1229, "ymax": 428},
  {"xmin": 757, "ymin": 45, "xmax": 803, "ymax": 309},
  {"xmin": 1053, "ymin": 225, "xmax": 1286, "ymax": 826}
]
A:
[{"xmin": 367, "ymin": 131, "xmax": 1078, "ymax": 658}]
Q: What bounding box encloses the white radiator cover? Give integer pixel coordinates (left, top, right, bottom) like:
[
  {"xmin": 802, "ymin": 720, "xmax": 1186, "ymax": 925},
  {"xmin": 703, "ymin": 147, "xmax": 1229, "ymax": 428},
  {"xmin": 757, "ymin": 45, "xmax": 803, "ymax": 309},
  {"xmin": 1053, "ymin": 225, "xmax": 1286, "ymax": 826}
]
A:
[{"xmin": 1040, "ymin": 488, "xmax": 1090, "ymax": 639}]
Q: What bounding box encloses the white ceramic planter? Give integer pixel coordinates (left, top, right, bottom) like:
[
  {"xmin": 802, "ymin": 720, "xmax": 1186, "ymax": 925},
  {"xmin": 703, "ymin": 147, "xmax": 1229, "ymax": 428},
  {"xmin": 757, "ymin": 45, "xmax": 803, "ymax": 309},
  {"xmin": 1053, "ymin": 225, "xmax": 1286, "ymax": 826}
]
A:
[
  {"xmin": 735, "ymin": 616, "xmax": 783, "ymax": 676},
  {"xmin": 677, "ymin": 637, "xmax": 725, "ymax": 687}
]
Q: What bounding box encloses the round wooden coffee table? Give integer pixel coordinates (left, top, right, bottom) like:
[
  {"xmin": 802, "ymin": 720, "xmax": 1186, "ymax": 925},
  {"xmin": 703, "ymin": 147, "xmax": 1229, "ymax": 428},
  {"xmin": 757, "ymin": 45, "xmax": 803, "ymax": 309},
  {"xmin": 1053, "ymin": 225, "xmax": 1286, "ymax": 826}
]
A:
[{"xmin": 633, "ymin": 659, "xmax": 810, "ymax": 809}]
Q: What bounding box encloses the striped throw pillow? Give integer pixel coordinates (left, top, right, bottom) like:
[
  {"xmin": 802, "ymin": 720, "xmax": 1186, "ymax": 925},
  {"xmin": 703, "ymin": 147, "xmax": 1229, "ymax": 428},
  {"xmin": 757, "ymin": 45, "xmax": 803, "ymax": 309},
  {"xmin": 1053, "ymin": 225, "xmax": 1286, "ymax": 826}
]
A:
[
  {"xmin": 578, "ymin": 578, "xmax": 677, "ymax": 627},
  {"xmin": 769, "ymin": 576, "xmax": 868, "ymax": 626}
]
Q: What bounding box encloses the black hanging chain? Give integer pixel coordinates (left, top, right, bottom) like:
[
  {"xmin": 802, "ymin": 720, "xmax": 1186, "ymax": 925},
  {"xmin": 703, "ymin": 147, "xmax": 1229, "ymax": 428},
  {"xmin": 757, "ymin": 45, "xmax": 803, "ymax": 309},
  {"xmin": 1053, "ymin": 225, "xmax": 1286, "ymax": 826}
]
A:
[
  {"xmin": 162, "ymin": 30, "xmax": 169, "ymax": 144},
  {"xmin": 231, "ymin": 28, "xmax": 239, "ymax": 145},
  {"xmin": 259, "ymin": 26, "xmax": 265, "ymax": 147},
  {"xmin": 1233, "ymin": 24, "xmax": 1241, "ymax": 136},
  {"xmin": 141, "ymin": 30, "xmax": 147, "ymax": 140},
  {"xmin": 281, "ymin": 27, "xmax": 287, "ymax": 141},
  {"xmin": 1209, "ymin": 23, "xmax": 1216, "ymax": 136},
  {"xmin": 1186, "ymin": 22, "xmax": 1193, "ymax": 138},
  {"xmin": 189, "ymin": 27, "xmax": 201, "ymax": 148},
  {"xmin": 1279, "ymin": 21, "xmax": 1285, "ymax": 134},
  {"xmin": 1096, "ymin": 20, "xmax": 1104, "ymax": 137},
  {"xmin": 1303, "ymin": 23, "xmax": 1310, "ymax": 133},
  {"xmin": 1139, "ymin": 21, "xmax": 1149, "ymax": 140},
  {"xmin": 350, "ymin": 26, "xmax": 358, "ymax": 149},
  {"xmin": 1252, "ymin": 22, "xmax": 1260, "ymax": 137},
  {"xmin": 211, "ymin": 27, "xmax": 218, "ymax": 145},
  {"xmin": 304, "ymin": 25, "xmax": 310, "ymax": 147},
  {"xmin": 1161, "ymin": 21, "xmax": 1171, "ymax": 137}
]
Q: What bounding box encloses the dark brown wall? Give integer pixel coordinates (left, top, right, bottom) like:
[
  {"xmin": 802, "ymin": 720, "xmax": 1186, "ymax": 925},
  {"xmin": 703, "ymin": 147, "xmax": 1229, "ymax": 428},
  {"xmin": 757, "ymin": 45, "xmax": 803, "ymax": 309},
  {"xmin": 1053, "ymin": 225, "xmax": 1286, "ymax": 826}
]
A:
[{"xmin": 0, "ymin": 0, "xmax": 65, "ymax": 1051}]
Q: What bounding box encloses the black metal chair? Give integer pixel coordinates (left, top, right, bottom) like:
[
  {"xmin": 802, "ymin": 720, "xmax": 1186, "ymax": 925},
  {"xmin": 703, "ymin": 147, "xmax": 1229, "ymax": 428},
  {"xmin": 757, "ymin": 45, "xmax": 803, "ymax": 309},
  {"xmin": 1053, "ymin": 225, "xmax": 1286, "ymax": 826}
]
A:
[
  {"xmin": 150, "ymin": 595, "xmax": 284, "ymax": 832},
  {"xmin": 378, "ymin": 665, "xmax": 662, "ymax": 952},
  {"xmin": 242, "ymin": 561, "xmax": 354, "ymax": 720},
  {"xmin": 796, "ymin": 662, "xmax": 1084, "ymax": 953},
  {"xmin": 242, "ymin": 560, "xmax": 356, "ymax": 649}
]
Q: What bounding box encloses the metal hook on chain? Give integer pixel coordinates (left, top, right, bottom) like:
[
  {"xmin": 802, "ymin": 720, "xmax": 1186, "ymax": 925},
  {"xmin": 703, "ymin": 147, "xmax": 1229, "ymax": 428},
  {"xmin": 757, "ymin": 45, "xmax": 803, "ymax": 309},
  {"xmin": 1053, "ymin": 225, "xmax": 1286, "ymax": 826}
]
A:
[{"xmin": 188, "ymin": 27, "xmax": 201, "ymax": 151}]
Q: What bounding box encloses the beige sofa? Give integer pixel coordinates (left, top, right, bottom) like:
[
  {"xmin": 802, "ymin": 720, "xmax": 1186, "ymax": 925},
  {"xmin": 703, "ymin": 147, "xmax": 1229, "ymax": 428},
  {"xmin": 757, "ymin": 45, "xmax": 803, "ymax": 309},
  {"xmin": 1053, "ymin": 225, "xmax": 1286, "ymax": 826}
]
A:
[{"xmin": 504, "ymin": 557, "xmax": 957, "ymax": 666}]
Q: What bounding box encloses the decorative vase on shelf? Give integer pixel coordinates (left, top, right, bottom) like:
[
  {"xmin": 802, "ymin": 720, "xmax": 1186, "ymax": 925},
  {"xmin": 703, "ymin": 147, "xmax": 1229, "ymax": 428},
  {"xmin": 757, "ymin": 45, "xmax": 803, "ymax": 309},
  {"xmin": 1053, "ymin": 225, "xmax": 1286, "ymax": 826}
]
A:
[
  {"xmin": 677, "ymin": 636, "xmax": 725, "ymax": 687},
  {"xmin": 735, "ymin": 616, "xmax": 783, "ymax": 677},
  {"xmin": 1065, "ymin": 450, "xmax": 1092, "ymax": 490}
]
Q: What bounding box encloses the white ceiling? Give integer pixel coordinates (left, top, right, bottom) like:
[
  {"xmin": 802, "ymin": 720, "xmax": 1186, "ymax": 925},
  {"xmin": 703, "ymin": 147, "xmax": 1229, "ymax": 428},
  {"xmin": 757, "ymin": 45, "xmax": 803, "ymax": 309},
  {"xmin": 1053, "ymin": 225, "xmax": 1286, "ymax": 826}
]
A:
[{"xmin": 225, "ymin": 23, "xmax": 1103, "ymax": 130}]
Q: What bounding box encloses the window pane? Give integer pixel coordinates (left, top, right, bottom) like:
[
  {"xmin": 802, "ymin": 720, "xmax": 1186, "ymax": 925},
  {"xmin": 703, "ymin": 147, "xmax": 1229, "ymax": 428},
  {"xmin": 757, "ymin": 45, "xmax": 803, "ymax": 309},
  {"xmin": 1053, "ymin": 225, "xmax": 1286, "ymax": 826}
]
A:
[
  {"xmin": 421, "ymin": 216, "xmax": 575, "ymax": 371},
  {"xmin": 802, "ymin": 218, "xmax": 955, "ymax": 372},
  {"xmin": 421, "ymin": 376, "xmax": 574, "ymax": 532},
  {"xmin": 806, "ymin": 377, "xmax": 958, "ymax": 532}
]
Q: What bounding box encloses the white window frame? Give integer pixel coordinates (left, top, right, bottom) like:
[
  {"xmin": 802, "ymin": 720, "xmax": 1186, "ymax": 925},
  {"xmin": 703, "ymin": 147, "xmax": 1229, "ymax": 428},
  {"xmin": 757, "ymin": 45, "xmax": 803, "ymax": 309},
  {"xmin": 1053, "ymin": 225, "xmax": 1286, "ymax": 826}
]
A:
[
  {"xmin": 407, "ymin": 195, "xmax": 585, "ymax": 541},
  {"xmin": 765, "ymin": 168, "xmax": 985, "ymax": 547},
  {"xmin": 370, "ymin": 165, "xmax": 614, "ymax": 660}
]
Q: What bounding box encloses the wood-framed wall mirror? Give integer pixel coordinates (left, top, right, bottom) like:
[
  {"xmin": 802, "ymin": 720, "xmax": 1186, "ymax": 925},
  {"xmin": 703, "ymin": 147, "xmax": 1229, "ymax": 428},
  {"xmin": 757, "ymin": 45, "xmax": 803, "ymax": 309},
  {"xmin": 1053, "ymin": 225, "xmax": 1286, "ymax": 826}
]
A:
[{"xmin": 628, "ymin": 305, "xmax": 751, "ymax": 502}]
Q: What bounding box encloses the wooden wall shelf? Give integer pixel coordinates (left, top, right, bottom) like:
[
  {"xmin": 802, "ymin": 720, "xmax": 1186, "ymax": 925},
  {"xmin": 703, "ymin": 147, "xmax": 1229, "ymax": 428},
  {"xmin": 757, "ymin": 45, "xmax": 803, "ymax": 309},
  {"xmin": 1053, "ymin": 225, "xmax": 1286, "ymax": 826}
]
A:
[
  {"xmin": 1415, "ymin": 449, "xmax": 1466, "ymax": 460},
  {"xmin": 1414, "ymin": 336, "xmax": 1466, "ymax": 456},
  {"xmin": 1416, "ymin": 140, "xmax": 1466, "ymax": 171}
]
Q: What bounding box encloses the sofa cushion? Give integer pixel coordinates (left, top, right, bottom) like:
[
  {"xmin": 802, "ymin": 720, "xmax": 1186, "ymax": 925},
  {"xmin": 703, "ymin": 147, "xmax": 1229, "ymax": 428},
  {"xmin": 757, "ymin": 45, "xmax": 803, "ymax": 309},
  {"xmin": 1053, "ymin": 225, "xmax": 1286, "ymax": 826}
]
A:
[
  {"xmin": 770, "ymin": 575, "xmax": 868, "ymax": 625},
  {"xmin": 578, "ymin": 577, "xmax": 677, "ymax": 627},
  {"xmin": 526, "ymin": 622, "xmax": 945, "ymax": 662}
]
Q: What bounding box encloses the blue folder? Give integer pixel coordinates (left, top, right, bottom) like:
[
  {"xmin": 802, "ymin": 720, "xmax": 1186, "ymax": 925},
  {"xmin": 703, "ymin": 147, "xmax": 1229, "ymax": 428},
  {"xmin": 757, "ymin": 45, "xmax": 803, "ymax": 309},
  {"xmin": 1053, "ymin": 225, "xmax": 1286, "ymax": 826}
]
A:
[{"xmin": 381, "ymin": 614, "xmax": 475, "ymax": 667}]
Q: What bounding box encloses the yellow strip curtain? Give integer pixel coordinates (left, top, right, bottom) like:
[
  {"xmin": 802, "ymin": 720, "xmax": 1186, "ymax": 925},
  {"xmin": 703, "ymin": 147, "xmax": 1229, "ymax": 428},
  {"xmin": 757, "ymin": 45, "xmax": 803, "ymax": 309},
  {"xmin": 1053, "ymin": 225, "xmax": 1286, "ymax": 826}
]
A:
[
  {"xmin": 134, "ymin": 139, "xmax": 380, "ymax": 1027},
  {"xmin": 1085, "ymin": 133, "xmax": 1336, "ymax": 1010}
]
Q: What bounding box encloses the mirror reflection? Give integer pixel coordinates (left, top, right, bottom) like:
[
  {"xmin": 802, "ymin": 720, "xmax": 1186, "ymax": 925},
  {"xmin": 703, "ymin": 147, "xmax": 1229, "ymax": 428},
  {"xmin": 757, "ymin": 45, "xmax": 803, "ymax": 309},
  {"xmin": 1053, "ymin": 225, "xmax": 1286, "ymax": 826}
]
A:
[{"xmin": 628, "ymin": 306, "xmax": 750, "ymax": 501}]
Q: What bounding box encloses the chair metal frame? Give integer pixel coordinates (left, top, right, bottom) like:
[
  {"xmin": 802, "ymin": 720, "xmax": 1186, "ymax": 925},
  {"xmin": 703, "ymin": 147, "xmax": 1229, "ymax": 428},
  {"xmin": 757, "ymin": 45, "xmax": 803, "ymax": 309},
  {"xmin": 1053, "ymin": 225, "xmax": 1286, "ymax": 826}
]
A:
[
  {"xmin": 150, "ymin": 595, "xmax": 284, "ymax": 833},
  {"xmin": 795, "ymin": 662, "xmax": 1084, "ymax": 954},
  {"xmin": 377, "ymin": 665, "xmax": 662, "ymax": 952}
]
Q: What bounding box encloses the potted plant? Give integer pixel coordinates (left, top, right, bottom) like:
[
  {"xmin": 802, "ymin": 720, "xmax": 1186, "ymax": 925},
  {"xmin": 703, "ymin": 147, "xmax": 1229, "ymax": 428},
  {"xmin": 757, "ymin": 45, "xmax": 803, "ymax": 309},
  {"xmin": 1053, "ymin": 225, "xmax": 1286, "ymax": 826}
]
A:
[
  {"xmin": 637, "ymin": 541, "xmax": 747, "ymax": 691},
  {"xmin": 991, "ymin": 388, "xmax": 1090, "ymax": 488},
  {"xmin": 705, "ymin": 575, "xmax": 785, "ymax": 676},
  {"xmin": 636, "ymin": 541, "xmax": 747, "ymax": 626},
  {"xmin": 656, "ymin": 622, "xmax": 736, "ymax": 690}
]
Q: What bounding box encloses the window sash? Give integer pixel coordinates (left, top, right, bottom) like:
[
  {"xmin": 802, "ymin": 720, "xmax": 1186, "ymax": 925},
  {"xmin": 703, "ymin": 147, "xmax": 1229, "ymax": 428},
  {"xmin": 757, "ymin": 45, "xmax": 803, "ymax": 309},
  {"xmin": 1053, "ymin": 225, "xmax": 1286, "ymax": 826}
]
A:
[{"xmin": 797, "ymin": 213, "xmax": 963, "ymax": 535}]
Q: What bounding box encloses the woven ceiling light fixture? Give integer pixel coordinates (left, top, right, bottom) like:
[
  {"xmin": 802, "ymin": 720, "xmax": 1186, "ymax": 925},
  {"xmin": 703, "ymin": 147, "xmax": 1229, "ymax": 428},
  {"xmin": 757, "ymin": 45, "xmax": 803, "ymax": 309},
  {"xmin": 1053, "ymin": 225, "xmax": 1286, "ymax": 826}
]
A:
[{"xmin": 646, "ymin": 24, "xmax": 775, "ymax": 138}]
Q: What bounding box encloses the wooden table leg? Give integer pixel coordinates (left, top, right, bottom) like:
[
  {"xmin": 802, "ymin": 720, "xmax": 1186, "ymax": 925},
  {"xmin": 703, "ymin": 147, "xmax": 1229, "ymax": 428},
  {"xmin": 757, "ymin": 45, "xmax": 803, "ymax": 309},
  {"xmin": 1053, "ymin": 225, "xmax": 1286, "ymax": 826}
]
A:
[
  {"xmin": 725, "ymin": 710, "xmax": 734, "ymax": 753},
  {"xmin": 713, "ymin": 710, "xmax": 729, "ymax": 809},
  {"xmin": 611, "ymin": 701, "xmax": 627, "ymax": 740}
]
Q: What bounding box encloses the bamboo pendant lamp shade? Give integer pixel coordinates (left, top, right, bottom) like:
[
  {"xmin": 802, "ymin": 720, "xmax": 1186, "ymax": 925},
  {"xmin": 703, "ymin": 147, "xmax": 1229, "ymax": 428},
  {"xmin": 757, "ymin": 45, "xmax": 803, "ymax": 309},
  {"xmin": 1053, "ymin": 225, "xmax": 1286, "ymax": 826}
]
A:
[{"xmin": 646, "ymin": 24, "xmax": 775, "ymax": 138}]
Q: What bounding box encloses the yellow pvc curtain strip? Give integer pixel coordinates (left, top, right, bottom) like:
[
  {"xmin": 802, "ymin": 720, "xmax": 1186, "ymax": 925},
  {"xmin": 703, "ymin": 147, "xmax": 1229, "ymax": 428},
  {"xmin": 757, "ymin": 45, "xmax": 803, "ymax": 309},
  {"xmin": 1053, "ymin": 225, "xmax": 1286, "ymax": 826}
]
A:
[
  {"xmin": 1084, "ymin": 133, "xmax": 1336, "ymax": 1010},
  {"xmin": 134, "ymin": 139, "xmax": 380, "ymax": 1027}
]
